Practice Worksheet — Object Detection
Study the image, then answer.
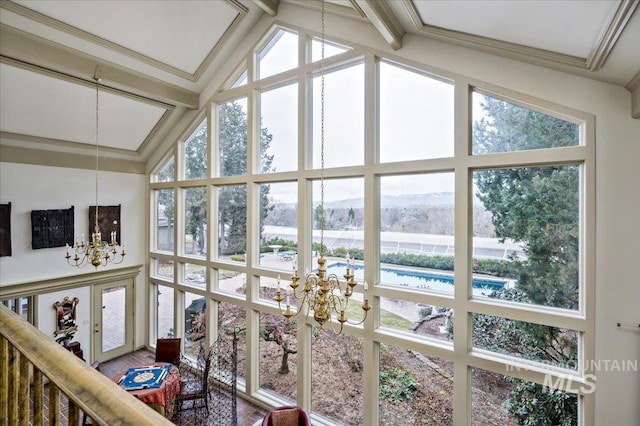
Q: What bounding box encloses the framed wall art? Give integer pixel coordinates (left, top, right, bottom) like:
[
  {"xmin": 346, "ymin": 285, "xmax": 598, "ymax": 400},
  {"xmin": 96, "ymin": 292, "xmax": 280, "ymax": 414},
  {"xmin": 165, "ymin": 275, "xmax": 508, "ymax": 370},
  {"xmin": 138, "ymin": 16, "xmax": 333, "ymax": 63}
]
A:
[
  {"xmin": 0, "ymin": 202, "xmax": 11, "ymax": 257},
  {"xmin": 53, "ymin": 296, "xmax": 79, "ymax": 336},
  {"xmin": 89, "ymin": 204, "xmax": 121, "ymax": 244},
  {"xmin": 31, "ymin": 206, "xmax": 74, "ymax": 249}
]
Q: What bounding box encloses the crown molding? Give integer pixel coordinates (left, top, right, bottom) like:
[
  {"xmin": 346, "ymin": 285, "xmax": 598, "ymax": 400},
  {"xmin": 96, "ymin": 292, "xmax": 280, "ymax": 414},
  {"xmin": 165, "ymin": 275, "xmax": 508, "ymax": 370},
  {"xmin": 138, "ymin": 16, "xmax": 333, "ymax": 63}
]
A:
[
  {"xmin": 401, "ymin": 0, "xmax": 587, "ymax": 70},
  {"xmin": 0, "ymin": 0, "xmax": 248, "ymax": 83},
  {"xmin": 587, "ymin": 0, "xmax": 639, "ymax": 71},
  {"xmin": 400, "ymin": 0, "xmax": 639, "ymax": 82}
]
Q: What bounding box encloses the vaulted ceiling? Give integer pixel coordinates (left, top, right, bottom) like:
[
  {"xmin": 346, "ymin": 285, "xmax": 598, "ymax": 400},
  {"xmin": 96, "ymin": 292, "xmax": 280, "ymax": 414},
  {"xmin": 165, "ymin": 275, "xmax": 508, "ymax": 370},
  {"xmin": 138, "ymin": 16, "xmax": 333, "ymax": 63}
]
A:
[{"xmin": 1, "ymin": 0, "xmax": 638, "ymax": 168}]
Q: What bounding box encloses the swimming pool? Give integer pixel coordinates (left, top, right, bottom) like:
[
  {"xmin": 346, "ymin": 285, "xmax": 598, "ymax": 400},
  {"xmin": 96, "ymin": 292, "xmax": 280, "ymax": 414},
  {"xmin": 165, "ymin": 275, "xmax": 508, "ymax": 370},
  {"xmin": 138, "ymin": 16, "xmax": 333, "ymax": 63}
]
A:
[{"xmin": 325, "ymin": 262, "xmax": 511, "ymax": 295}]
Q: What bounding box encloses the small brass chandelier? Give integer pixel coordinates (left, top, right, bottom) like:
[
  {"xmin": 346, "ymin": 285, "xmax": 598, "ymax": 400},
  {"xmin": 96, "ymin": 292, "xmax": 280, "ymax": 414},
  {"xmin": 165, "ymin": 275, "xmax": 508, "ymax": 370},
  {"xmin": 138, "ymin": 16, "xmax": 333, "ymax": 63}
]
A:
[
  {"xmin": 66, "ymin": 66, "xmax": 126, "ymax": 269},
  {"xmin": 274, "ymin": 1, "xmax": 370, "ymax": 334}
]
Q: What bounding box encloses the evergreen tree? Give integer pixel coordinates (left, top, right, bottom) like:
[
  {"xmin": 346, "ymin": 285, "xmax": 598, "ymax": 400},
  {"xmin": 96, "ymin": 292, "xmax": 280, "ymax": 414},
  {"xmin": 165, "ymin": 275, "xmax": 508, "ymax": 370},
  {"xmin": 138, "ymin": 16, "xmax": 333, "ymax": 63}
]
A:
[
  {"xmin": 473, "ymin": 95, "xmax": 580, "ymax": 425},
  {"xmin": 218, "ymin": 102, "xmax": 274, "ymax": 254}
]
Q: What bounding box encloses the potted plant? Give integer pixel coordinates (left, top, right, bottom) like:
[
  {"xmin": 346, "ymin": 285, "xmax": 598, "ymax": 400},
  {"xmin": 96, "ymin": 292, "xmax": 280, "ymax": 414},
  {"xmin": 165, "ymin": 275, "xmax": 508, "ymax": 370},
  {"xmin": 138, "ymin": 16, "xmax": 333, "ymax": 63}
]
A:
[{"xmin": 55, "ymin": 329, "xmax": 76, "ymax": 347}]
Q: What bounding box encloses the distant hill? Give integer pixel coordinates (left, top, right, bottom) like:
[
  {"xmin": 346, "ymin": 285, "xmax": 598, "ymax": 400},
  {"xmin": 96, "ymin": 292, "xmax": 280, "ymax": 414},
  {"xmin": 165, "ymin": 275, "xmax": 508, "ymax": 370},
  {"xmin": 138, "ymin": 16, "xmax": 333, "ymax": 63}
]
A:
[{"xmin": 318, "ymin": 192, "xmax": 455, "ymax": 209}]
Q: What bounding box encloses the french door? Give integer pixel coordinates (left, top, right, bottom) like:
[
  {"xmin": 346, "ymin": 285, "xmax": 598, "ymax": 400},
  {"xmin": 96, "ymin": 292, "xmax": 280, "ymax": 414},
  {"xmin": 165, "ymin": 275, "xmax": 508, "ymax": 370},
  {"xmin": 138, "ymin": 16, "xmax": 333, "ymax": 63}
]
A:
[{"xmin": 92, "ymin": 280, "xmax": 134, "ymax": 361}]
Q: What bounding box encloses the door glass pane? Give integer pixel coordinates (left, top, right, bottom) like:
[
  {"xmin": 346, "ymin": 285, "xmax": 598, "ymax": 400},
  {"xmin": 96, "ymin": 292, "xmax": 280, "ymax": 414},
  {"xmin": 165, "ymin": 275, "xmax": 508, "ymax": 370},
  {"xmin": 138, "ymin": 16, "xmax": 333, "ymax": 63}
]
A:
[
  {"xmin": 313, "ymin": 64, "xmax": 364, "ymax": 168},
  {"xmin": 156, "ymin": 285, "xmax": 175, "ymax": 339},
  {"xmin": 258, "ymin": 29, "xmax": 298, "ymax": 79},
  {"xmin": 184, "ymin": 187, "xmax": 206, "ymax": 257},
  {"xmin": 155, "ymin": 189, "xmax": 174, "ymax": 253},
  {"xmin": 260, "ymin": 83, "xmax": 297, "ymax": 173},
  {"xmin": 217, "ymin": 184, "xmax": 247, "ymax": 260},
  {"xmin": 380, "ymin": 61, "xmax": 454, "ymax": 162},
  {"xmin": 183, "ymin": 119, "xmax": 207, "ymax": 180},
  {"xmin": 472, "ymin": 91, "xmax": 579, "ymax": 155},
  {"xmin": 379, "ymin": 173, "xmax": 455, "ymax": 295},
  {"xmin": 219, "ymin": 98, "xmax": 248, "ymax": 177},
  {"xmin": 185, "ymin": 292, "xmax": 206, "ymax": 359},
  {"xmin": 380, "ymin": 344, "xmax": 453, "ymax": 425},
  {"xmin": 102, "ymin": 285, "xmax": 126, "ymax": 352},
  {"xmin": 473, "ymin": 165, "xmax": 580, "ymax": 310},
  {"xmin": 260, "ymin": 181, "xmax": 298, "ymax": 269}
]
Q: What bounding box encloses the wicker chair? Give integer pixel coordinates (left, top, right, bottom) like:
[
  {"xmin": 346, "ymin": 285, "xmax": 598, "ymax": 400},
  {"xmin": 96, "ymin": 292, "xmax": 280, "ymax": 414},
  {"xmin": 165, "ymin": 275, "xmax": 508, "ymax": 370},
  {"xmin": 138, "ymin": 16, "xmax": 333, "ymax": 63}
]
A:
[{"xmin": 174, "ymin": 345, "xmax": 212, "ymax": 417}]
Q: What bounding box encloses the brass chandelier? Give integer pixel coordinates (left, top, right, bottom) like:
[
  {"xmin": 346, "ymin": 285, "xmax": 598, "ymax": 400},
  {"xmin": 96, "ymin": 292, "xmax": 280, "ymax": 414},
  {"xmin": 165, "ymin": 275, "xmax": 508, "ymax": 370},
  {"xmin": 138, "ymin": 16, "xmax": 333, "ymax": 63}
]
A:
[
  {"xmin": 66, "ymin": 66, "xmax": 126, "ymax": 269},
  {"xmin": 274, "ymin": 1, "xmax": 370, "ymax": 334}
]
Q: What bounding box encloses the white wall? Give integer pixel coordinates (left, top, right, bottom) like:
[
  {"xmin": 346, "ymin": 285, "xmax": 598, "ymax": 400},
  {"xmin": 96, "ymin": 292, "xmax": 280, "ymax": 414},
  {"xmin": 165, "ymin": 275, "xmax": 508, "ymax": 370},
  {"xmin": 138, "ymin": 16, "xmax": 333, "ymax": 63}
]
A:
[
  {"xmin": 0, "ymin": 163, "xmax": 144, "ymax": 284},
  {"xmin": 0, "ymin": 162, "xmax": 148, "ymax": 350},
  {"xmin": 37, "ymin": 286, "xmax": 91, "ymax": 359}
]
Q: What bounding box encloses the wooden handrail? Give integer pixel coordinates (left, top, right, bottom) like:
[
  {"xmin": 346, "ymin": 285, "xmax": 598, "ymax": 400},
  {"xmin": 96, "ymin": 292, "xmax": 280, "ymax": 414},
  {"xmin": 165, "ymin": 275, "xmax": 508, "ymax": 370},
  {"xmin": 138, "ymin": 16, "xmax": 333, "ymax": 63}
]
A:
[{"xmin": 0, "ymin": 304, "xmax": 173, "ymax": 425}]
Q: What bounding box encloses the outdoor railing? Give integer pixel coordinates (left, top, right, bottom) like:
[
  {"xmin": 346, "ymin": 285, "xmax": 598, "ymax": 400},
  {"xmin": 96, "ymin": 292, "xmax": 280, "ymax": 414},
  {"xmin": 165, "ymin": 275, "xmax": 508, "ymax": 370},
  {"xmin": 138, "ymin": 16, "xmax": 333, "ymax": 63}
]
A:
[{"xmin": 0, "ymin": 304, "xmax": 173, "ymax": 425}]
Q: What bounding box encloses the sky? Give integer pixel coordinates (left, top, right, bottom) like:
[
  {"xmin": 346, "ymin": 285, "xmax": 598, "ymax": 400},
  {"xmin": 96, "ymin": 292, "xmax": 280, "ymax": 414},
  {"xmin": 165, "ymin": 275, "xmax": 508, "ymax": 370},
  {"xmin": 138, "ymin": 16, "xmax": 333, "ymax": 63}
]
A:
[{"xmin": 237, "ymin": 29, "xmax": 486, "ymax": 204}]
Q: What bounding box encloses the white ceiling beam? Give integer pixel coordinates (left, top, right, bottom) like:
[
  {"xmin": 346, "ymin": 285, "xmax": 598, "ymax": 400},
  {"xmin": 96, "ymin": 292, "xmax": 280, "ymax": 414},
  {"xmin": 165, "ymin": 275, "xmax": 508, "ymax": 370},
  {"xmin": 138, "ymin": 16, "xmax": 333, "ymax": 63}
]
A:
[
  {"xmin": 0, "ymin": 25, "xmax": 199, "ymax": 109},
  {"xmin": 253, "ymin": 0, "xmax": 280, "ymax": 16},
  {"xmin": 587, "ymin": 0, "xmax": 639, "ymax": 71},
  {"xmin": 352, "ymin": 0, "xmax": 405, "ymax": 50}
]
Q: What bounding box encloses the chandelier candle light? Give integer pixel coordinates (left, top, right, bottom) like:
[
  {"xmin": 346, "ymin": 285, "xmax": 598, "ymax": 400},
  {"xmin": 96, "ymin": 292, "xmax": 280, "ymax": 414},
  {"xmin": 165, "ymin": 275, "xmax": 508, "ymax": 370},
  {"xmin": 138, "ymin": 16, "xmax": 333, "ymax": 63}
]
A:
[
  {"xmin": 65, "ymin": 66, "xmax": 126, "ymax": 269},
  {"xmin": 274, "ymin": 0, "xmax": 369, "ymax": 334}
]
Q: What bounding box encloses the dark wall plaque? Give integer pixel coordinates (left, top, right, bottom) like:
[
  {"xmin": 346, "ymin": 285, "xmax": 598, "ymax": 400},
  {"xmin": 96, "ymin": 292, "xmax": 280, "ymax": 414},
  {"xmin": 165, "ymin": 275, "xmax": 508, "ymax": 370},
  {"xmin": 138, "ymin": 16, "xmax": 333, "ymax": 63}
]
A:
[
  {"xmin": 89, "ymin": 205, "xmax": 121, "ymax": 244},
  {"xmin": 0, "ymin": 202, "xmax": 11, "ymax": 257},
  {"xmin": 31, "ymin": 206, "xmax": 74, "ymax": 249}
]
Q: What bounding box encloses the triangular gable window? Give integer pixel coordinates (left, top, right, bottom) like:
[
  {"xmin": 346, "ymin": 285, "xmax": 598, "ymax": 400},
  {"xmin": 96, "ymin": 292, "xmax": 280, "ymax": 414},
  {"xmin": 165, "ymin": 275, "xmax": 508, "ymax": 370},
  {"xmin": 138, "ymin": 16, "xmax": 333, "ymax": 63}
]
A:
[
  {"xmin": 258, "ymin": 29, "xmax": 298, "ymax": 79},
  {"xmin": 311, "ymin": 38, "xmax": 350, "ymax": 63},
  {"xmin": 153, "ymin": 155, "xmax": 175, "ymax": 183}
]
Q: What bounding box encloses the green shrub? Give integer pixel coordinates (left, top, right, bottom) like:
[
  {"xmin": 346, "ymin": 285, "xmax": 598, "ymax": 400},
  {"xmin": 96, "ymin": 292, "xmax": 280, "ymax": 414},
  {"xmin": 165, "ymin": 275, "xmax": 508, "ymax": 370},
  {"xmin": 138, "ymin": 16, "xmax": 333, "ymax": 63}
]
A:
[{"xmin": 379, "ymin": 368, "xmax": 419, "ymax": 403}]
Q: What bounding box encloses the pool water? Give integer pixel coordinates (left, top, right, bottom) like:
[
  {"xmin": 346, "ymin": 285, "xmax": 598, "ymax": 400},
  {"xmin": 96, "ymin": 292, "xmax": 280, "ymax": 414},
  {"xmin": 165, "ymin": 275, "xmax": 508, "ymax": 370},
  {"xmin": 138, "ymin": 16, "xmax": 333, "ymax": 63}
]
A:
[{"xmin": 326, "ymin": 262, "xmax": 509, "ymax": 295}]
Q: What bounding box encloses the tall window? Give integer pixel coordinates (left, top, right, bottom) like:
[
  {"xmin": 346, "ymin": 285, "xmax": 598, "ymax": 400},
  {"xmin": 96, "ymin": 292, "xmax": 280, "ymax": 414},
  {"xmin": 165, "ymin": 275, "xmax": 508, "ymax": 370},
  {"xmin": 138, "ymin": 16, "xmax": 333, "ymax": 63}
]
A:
[{"xmin": 148, "ymin": 24, "xmax": 594, "ymax": 425}]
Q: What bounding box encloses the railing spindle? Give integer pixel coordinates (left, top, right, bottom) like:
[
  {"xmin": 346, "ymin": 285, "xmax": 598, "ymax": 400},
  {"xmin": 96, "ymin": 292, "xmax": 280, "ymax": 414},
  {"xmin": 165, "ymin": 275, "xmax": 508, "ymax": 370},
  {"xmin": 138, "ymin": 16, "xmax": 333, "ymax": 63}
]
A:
[
  {"xmin": 33, "ymin": 368, "xmax": 44, "ymax": 426},
  {"xmin": 49, "ymin": 382, "xmax": 60, "ymax": 425},
  {"xmin": 19, "ymin": 353, "xmax": 30, "ymax": 425},
  {"xmin": 0, "ymin": 335, "xmax": 8, "ymax": 421},
  {"xmin": 7, "ymin": 344, "xmax": 18, "ymax": 424}
]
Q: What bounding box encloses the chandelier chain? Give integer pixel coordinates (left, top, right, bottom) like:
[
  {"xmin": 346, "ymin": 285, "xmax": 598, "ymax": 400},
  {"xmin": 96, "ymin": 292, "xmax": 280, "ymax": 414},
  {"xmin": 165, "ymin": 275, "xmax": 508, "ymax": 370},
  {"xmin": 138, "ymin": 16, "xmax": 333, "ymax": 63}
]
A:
[
  {"xmin": 65, "ymin": 66, "xmax": 126, "ymax": 269},
  {"xmin": 320, "ymin": 0, "xmax": 325, "ymax": 255},
  {"xmin": 94, "ymin": 74, "xmax": 100, "ymax": 230},
  {"xmin": 273, "ymin": 0, "xmax": 369, "ymax": 334}
]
